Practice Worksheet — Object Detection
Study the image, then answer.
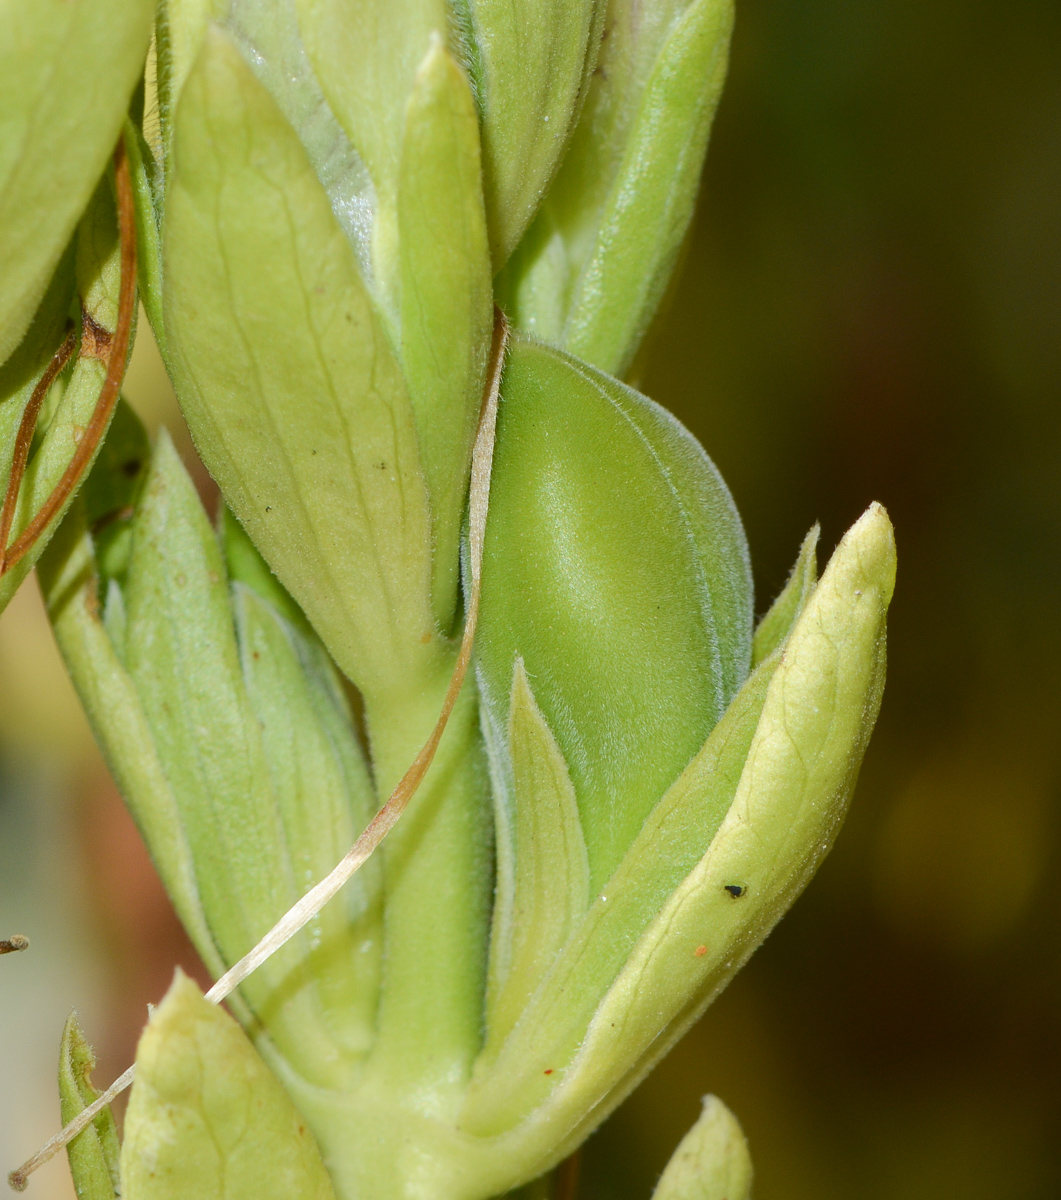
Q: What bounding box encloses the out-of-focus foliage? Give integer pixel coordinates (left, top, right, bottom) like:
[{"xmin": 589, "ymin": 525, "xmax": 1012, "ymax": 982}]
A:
[{"xmin": 577, "ymin": 1, "xmax": 1061, "ymax": 1198}]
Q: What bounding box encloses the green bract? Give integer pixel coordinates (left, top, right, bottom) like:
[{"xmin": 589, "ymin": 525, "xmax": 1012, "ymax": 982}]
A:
[
  {"xmin": 6, "ymin": 4, "xmax": 901, "ymax": 1200},
  {"xmin": 41, "ymin": 417, "xmax": 381, "ymax": 1089},
  {"xmin": 498, "ymin": 0, "xmax": 735, "ymax": 377}
]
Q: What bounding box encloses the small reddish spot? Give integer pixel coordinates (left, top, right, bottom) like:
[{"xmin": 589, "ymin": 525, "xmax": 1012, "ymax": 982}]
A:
[
  {"xmin": 544, "ymin": 1068, "xmax": 553, "ymax": 1075},
  {"xmin": 694, "ymin": 945, "xmax": 707, "ymax": 957}
]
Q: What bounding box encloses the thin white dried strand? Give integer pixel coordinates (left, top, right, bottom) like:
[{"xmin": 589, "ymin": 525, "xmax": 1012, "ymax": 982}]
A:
[
  {"xmin": 7, "ymin": 310, "xmax": 509, "ymax": 1193},
  {"xmin": 8, "ymin": 1067, "xmax": 134, "ymax": 1192}
]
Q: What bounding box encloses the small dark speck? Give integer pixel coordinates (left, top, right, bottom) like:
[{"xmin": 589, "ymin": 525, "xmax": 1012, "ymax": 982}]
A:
[
  {"xmin": 376, "ymin": 461, "xmax": 387, "ymax": 471},
  {"xmin": 252, "ymin": 651, "xmax": 260, "ymax": 660},
  {"xmin": 122, "ymin": 458, "xmax": 141, "ymax": 477},
  {"xmin": 544, "ymin": 1068, "xmax": 553, "ymax": 1075},
  {"xmin": 311, "ymin": 449, "xmax": 317, "ymax": 455},
  {"xmin": 724, "ymin": 885, "xmax": 745, "ymax": 898},
  {"xmin": 265, "ymin": 506, "xmax": 272, "ymax": 512}
]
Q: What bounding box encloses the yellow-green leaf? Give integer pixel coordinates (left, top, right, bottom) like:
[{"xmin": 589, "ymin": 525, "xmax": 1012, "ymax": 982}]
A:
[{"xmin": 121, "ymin": 972, "xmax": 338, "ymax": 1200}]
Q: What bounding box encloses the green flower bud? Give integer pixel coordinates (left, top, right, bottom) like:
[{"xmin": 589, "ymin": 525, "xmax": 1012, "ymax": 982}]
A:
[
  {"xmin": 58, "ymin": 1016, "xmax": 121, "ymax": 1200},
  {"xmin": 39, "ymin": 415, "xmax": 382, "ymax": 1090},
  {"xmin": 498, "ymin": 0, "xmax": 734, "ymax": 376},
  {"xmin": 162, "ymin": 25, "xmax": 455, "ymax": 696},
  {"xmin": 652, "ymin": 1096, "xmax": 753, "ymax": 1200},
  {"xmin": 121, "ymin": 971, "xmax": 338, "ymax": 1200},
  {"xmin": 452, "ymin": 0, "xmax": 604, "ymax": 267},
  {"xmin": 0, "ymin": 0, "xmax": 151, "ymax": 364},
  {"xmin": 476, "ymin": 336, "xmax": 752, "ymax": 894}
]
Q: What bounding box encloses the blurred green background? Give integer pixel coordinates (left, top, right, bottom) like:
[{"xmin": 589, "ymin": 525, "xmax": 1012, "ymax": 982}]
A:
[{"xmin": 2, "ymin": 0, "xmax": 1059, "ymax": 1196}]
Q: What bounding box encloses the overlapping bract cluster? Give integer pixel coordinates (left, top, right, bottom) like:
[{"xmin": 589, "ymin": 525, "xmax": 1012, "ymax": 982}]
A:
[{"xmin": 4, "ymin": 4, "xmax": 897, "ymax": 1200}]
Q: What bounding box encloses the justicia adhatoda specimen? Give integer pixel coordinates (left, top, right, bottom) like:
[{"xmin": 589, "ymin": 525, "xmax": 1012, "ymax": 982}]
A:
[{"xmin": 1, "ymin": 3, "xmax": 896, "ymax": 1200}]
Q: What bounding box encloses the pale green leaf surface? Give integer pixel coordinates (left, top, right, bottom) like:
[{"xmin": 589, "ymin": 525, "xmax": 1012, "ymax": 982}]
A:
[
  {"xmin": 399, "ymin": 38, "xmax": 492, "ymax": 631},
  {"xmin": 222, "ymin": 0, "xmax": 377, "ymax": 282},
  {"xmin": 484, "ymin": 660, "xmax": 589, "ymax": 1057},
  {"xmin": 38, "ymin": 507, "xmax": 229, "ymax": 993},
  {"xmin": 234, "ymin": 583, "xmax": 381, "ymax": 1054},
  {"xmin": 156, "ymin": 0, "xmax": 226, "ymax": 165},
  {"xmin": 59, "ymin": 1015, "xmax": 120, "ymax": 1200},
  {"xmin": 491, "ymin": 503, "xmax": 894, "ymax": 1151},
  {"xmin": 121, "ymin": 972, "xmax": 338, "ymax": 1200},
  {"xmin": 124, "ymin": 120, "xmax": 166, "ymax": 358},
  {"xmin": 652, "ymin": 1096, "xmax": 753, "ymax": 1200},
  {"xmin": 461, "ymin": 0, "xmax": 601, "ymax": 267},
  {"xmin": 122, "ymin": 431, "xmax": 363, "ymax": 1087},
  {"xmin": 163, "ymin": 26, "xmax": 440, "ymax": 701},
  {"xmin": 0, "ymin": 0, "xmax": 152, "ymax": 363},
  {"xmin": 752, "ymin": 524, "xmax": 818, "ymax": 667},
  {"xmin": 477, "ymin": 338, "xmax": 751, "ymax": 893},
  {"xmin": 562, "ymin": 0, "xmax": 734, "ymax": 376}
]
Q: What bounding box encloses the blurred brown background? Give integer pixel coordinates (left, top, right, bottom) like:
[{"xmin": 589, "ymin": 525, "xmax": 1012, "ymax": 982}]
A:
[{"xmin": 2, "ymin": 0, "xmax": 1059, "ymax": 1196}]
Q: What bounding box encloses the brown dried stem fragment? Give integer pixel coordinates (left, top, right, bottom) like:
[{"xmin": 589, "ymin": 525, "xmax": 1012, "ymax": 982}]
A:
[
  {"xmin": 0, "ymin": 136, "xmax": 137, "ymax": 577},
  {"xmin": 0, "ymin": 935, "xmax": 29, "ymax": 955},
  {"xmin": 0, "ymin": 326, "xmax": 77, "ymax": 569}
]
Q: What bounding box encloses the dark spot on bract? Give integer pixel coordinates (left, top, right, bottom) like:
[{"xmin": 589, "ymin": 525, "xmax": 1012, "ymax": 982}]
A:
[
  {"xmin": 544, "ymin": 1068, "xmax": 553, "ymax": 1075},
  {"xmin": 122, "ymin": 458, "xmax": 141, "ymax": 477},
  {"xmin": 724, "ymin": 885, "xmax": 745, "ymax": 898}
]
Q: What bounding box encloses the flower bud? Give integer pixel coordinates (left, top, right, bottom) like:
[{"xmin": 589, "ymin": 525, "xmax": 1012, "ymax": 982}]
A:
[
  {"xmin": 162, "ymin": 24, "xmax": 477, "ymax": 695},
  {"xmin": 652, "ymin": 1096, "xmax": 753, "ymax": 1200},
  {"xmin": 0, "ymin": 0, "xmax": 151, "ymax": 364},
  {"xmin": 498, "ymin": 0, "xmax": 734, "ymax": 377},
  {"xmin": 476, "ymin": 335, "xmax": 753, "ymax": 894}
]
